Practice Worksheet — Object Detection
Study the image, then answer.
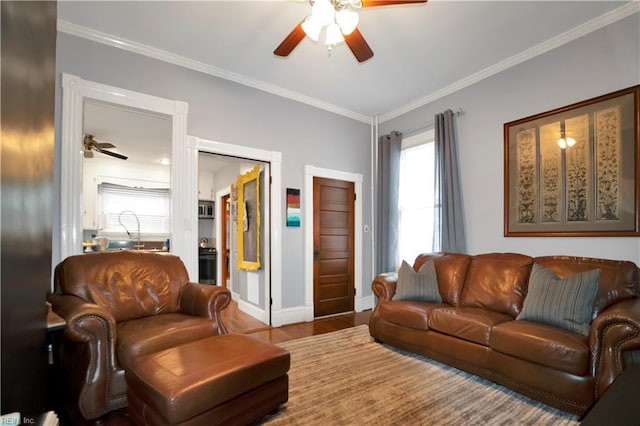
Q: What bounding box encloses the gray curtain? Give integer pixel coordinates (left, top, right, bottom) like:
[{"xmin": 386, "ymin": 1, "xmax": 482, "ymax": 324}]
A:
[
  {"xmin": 376, "ymin": 131, "xmax": 402, "ymax": 274},
  {"xmin": 433, "ymin": 110, "xmax": 466, "ymax": 253}
]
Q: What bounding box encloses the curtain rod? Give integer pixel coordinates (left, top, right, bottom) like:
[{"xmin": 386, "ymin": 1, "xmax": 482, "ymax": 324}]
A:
[{"xmin": 400, "ymin": 108, "xmax": 464, "ymax": 137}]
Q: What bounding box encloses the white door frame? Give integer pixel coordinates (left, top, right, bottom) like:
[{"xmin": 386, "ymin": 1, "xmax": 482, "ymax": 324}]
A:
[
  {"xmin": 191, "ymin": 136, "xmax": 282, "ymax": 326},
  {"xmin": 303, "ymin": 165, "xmax": 365, "ymax": 321},
  {"xmin": 58, "ymin": 73, "xmax": 190, "ymax": 271}
]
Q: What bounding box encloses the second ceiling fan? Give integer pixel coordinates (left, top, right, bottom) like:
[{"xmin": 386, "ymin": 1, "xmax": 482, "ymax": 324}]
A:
[
  {"xmin": 83, "ymin": 134, "xmax": 128, "ymax": 160},
  {"xmin": 274, "ymin": 0, "xmax": 427, "ymax": 63}
]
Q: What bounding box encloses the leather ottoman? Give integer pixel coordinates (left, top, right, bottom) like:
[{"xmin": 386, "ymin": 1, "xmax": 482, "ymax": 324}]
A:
[{"xmin": 126, "ymin": 333, "xmax": 290, "ymax": 426}]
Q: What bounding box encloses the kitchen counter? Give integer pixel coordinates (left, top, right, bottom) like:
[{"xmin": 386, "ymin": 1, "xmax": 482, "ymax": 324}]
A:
[{"xmin": 83, "ymin": 249, "xmax": 172, "ymax": 255}]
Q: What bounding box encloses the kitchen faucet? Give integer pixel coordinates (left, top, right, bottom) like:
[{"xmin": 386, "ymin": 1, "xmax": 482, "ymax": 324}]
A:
[{"xmin": 118, "ymin": 210, "xmax": 142, "ymax": 250}]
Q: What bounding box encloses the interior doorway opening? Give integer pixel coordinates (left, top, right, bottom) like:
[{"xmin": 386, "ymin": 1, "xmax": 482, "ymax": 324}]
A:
[{"xmin": 193, "ymin": 138, "xmax": 282, "ymax": 326}]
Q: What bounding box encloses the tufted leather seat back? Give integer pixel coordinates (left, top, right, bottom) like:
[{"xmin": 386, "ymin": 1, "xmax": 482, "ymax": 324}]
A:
[
  {"xmin": 414, "ymin": 252, "xmax": 472, "ymax": 306},
  {"xmin": 460, "ymin": 252, "xmax": 534, "ymax": 317},
  {"xmin": 54, "ymin": 251, "xmax": 189, "ymax": 322}
]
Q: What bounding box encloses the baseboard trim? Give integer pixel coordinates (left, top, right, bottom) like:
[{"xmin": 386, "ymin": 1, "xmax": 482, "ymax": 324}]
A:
[
  {"xmin": 237, "ymin": 298, "xmax": 269, "ymax": 324},
  {"xmin": 272, "ymin": 305, "xmax": 314, "ymax": 327},
  {"xmin": 356, "ymin": 295, "xmax": 374, "ymax": 312}
]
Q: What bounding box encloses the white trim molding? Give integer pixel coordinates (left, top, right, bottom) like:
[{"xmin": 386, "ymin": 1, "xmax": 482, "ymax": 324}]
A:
[
  {"xmin": 379, "ymin": 1, "xmax": 640, "ymax": 122},
  {"xmin": 191, "ymin": 136, "xmax": 282, "ymax": 326},
  {"xmin": 303, "ymin": 165, "xmax": 366, "ymax": 321},
  {"xmin": 57, "ymin": 2, "xmax": 638, "ymax": 125},
  {"xmin": 57, "ymin": 20, "xmax": 369, "ymax": 124},
  {"xmin": 58, "ymin": 73, "xmax": 189, "ymax": 270}
]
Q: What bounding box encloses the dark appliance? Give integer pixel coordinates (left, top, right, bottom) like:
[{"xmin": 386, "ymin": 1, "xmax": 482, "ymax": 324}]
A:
[
  {"xmin": 198, "ymin": 200, "xmax": 214, "ymax": 219},
  {"xmin": 198, "ymin": 247, "xmax": 217, "ymax": 284}
]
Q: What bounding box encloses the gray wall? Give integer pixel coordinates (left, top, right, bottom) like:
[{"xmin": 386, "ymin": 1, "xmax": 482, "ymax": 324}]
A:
[
  {"xmin": 53, "ymin": 32, "xmax": 373, "ymax": 309},
  {"xmin": 380, "ymin": 14, "xmax": 640, "ymax": 263}
]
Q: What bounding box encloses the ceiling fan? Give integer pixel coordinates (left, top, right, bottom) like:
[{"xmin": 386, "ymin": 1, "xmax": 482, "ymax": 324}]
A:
[
  {"xmin": 274, "ymin": 0, "xmax": 427, "ymax": 63},
  {"xmin": 83, "ymin": 134, "xmax": 128, "ymax": 160}
]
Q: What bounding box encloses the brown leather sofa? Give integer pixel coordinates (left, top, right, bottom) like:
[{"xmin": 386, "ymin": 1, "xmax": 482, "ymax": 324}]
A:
[
  {"xmin": 369, "ymin": 252, "xmax": 640, "ymax": 415},
  {"xmin": 48, "ymin": 251, "xmax": 232, "ymax": 423}
]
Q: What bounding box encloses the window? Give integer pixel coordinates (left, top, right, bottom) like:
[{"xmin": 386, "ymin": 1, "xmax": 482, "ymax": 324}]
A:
[
  {"xmin": 397, "ymin": 130, "xmax": 435, "ymax": 265},
  {"xmin": 98, "ymin": 183, "xmax": 171, "ymax": 239}
]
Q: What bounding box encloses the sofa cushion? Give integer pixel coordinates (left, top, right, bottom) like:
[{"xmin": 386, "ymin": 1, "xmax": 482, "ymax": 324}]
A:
[
  {"xmin": 534, "ymin": 256, "xmax": 638, "ymax": 317},
  {"xmin": 517, "ymin": 264, "xmax": 599, "ymax": 336},
  {"xmin": 116, "ymin": 313, "xmax": 218, "ymax": 369},
  {"xmin": 428, "ymin": 307, "xmax": 513, "ymax": 346},
  {"xmin": 460, "ymin": 253, "xmax": 533, "ymax": 317},
  {"xmin": 490, "ymin": 320, "xmax": 589, "ymax": 376},
  {"xmin": 414, "ymin": 253, "xmax": 471, "ymax": 306},
  {"xmin": 379, "ymin": 300, "xmax": 446, "ymax": 330},
  {"xmin": 395, "ymin": 260, "xmax": 442, "ymax": 302}
]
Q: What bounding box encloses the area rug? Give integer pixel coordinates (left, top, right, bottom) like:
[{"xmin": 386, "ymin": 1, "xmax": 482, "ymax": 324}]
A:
[{"xmin": 262, "ymin": 325, "xmax": 580, "ymax": 425}]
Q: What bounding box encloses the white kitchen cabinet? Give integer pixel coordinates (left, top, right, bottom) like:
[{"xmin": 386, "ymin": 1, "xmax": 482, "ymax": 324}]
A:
[{"xmin": 198, "ymin": 171, "xmax": 214, "ymax": 201}]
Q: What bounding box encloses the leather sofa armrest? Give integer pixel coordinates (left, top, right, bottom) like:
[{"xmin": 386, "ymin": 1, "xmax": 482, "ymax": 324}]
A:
[
  {"xmin": 589, "ymin": 297, "xmax": 640, "ymax": 398},
  {"xmin": 372, "ymin": 272, "xmax": 398, "ymax": 302},
  {"xmin": 48, "ymin": 294, "xmax": 117, "ymax": 342},
  {"xmin": 179, "ymin": 282, "xmax": 231, "ymax": 334},
  {"xmin": 47, "ymin": 293, "xmax": 119, "ymax": 420}
]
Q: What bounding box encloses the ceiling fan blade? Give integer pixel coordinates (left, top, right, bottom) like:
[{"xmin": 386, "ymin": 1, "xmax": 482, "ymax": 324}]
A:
[
  {"xmin": 344, "ymin": 28, "xmax": 374, "ymax": 63},
  {"xmin": 96, "ymin": 148, "xmax": 128, "ymax": 160},
  {"xmin": 361, "ymin": 0, "xmax": 427, "ymax": 7},
  {"xmin": 95, "ymin": 142, "xmax": 116, "ymax": 149},
  {"xmin": 274, "ymin": 22, "xmax": 306, "ymax": 57}
]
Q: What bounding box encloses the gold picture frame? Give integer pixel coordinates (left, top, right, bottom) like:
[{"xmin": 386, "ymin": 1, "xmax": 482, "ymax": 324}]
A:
[
  {"xmin": 504, "ymin": 85, "xmax": 640, "ymax": 237},
  {"xmin": 236, "ymin": 165, "xmax": 261, "ymax": 270}
]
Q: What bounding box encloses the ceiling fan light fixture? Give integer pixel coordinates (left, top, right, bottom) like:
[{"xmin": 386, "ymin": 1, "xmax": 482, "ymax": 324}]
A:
[
  {"xmin": 325, "ymin": 22, "xmax": 345, "ymax": 45},
  {"xmin": 302, "ymin": 16, "xmax": 322, "ymax": 41},
  {"xmin": 311, "ymin": 0, "xmax": 335, "ymax": 27},
  {"xmin": 336, "ymin": 9, "xmax": 359, "ymax": 35},
  {"xmin": 557, "ymin": 138, "xmax": 567, "ymax": 149},
  {"xmin": 557, "ymin": 121, "xmax": 576, "ymax": 149}
]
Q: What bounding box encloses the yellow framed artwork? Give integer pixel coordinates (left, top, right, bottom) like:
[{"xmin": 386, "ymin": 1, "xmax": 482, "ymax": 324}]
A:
[{"xmin": 236, "ymin": 165, "xmax": 261, "ymax": 270}]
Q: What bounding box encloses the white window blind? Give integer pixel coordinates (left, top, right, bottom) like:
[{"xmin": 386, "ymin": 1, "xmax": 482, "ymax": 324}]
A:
[
  {"xmin": 397, "ymin": 135, "xmax": 435, "ymax": 265},
  {"xmin": 98, "ymin": 183, "xmax": 171, "ymax": 238}
]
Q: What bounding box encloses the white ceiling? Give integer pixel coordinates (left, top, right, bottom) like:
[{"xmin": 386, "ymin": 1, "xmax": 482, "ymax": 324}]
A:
[{"xmin": 59, "ymin": 1, "xmax": 635, "ymax": 122}]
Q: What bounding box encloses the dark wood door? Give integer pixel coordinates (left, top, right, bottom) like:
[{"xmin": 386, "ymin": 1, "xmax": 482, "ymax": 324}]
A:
[{"xmin": 313, "ymin": 177, "xmax": 355, "ymax": 317}]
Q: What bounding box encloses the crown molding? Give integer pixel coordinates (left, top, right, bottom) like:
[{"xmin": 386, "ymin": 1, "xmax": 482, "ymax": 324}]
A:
[
  {"xmin": 379, "ymin": 1, "xmax": 640, "ymax": 123},
  {"xmin": 57, "ymin": 1, "xmax": 638, "ymax": 125},
  {"xmin": 57, "ymin": 20, "xmax": 371, "ymax": 124}
]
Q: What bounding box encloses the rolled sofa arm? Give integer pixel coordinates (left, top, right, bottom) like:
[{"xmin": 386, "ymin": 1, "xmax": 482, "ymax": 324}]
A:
[
  {"xmin": 372, "ymin": 272, "xmax": 399, "ymax": 302},
  {"xmin": 47, "ymin": 293, "xmax": 120, "ymax": 420},
  {"xmin": 179, "ymin": 282, "xmax": 231, "ymax": 334},
  {"xmin": 589, "ymin": 297, "xmax": 640, "ymax": 398}
]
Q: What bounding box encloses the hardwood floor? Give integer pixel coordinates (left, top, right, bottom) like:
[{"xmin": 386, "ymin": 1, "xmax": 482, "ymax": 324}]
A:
[
  {"xmin": 224, "ymin": 300, "xmax": 372, "ymax": 343},
  {"xmin": 84, "ymin": 303, "xmax": 371, "ymax": 425}
]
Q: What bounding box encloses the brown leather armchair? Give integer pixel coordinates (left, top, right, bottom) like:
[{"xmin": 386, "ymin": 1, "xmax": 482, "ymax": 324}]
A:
[{"xmin": 48, "ymin": 251, "xmax": 231, "ymax": 423}]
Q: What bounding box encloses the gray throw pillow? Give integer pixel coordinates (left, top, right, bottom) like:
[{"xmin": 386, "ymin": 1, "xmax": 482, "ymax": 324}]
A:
[
  {"xmin": 516, "ymin": 263, "xmax": 600, "ymax": 335},
  {"xmin": 395, "ymin": 260, "xmax": 442, "ymax": 302}
]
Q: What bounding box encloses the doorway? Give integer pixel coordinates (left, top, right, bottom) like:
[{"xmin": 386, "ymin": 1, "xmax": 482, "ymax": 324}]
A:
[
  {"xmin": 313, "ymin": 177, "xmax": 355, "ymax": 317},
  {"xmin": 194, "ymin": 136, "xmax": 283, "ymax": 326},
  {"xmin": 221, "ymin": 193, "xmax": 231, "ymax": 288},
  {"xmin": 58, "ymin": 73, "xmax": 188, "ymax": 269}
]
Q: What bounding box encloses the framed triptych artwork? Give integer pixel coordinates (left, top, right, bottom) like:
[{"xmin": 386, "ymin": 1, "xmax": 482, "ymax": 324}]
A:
[{"xmin": 504, "ymin": 85, "xmax": 640, "ymax": 237}]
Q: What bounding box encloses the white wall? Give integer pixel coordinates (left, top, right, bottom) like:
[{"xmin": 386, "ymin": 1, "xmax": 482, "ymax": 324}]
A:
[
  {"xmin": 53, "ymin": 32, "xmax": 373, "ymax": 312},
  {"xmin": 380, "ymin": 15, "xmax": 640, "ymax": 263}
]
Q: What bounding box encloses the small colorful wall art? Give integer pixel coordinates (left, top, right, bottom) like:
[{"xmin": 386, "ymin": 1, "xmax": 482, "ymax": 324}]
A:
[{"xmin": 286, "ymin": 188, "xmax": 300, "ymax": 227}]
